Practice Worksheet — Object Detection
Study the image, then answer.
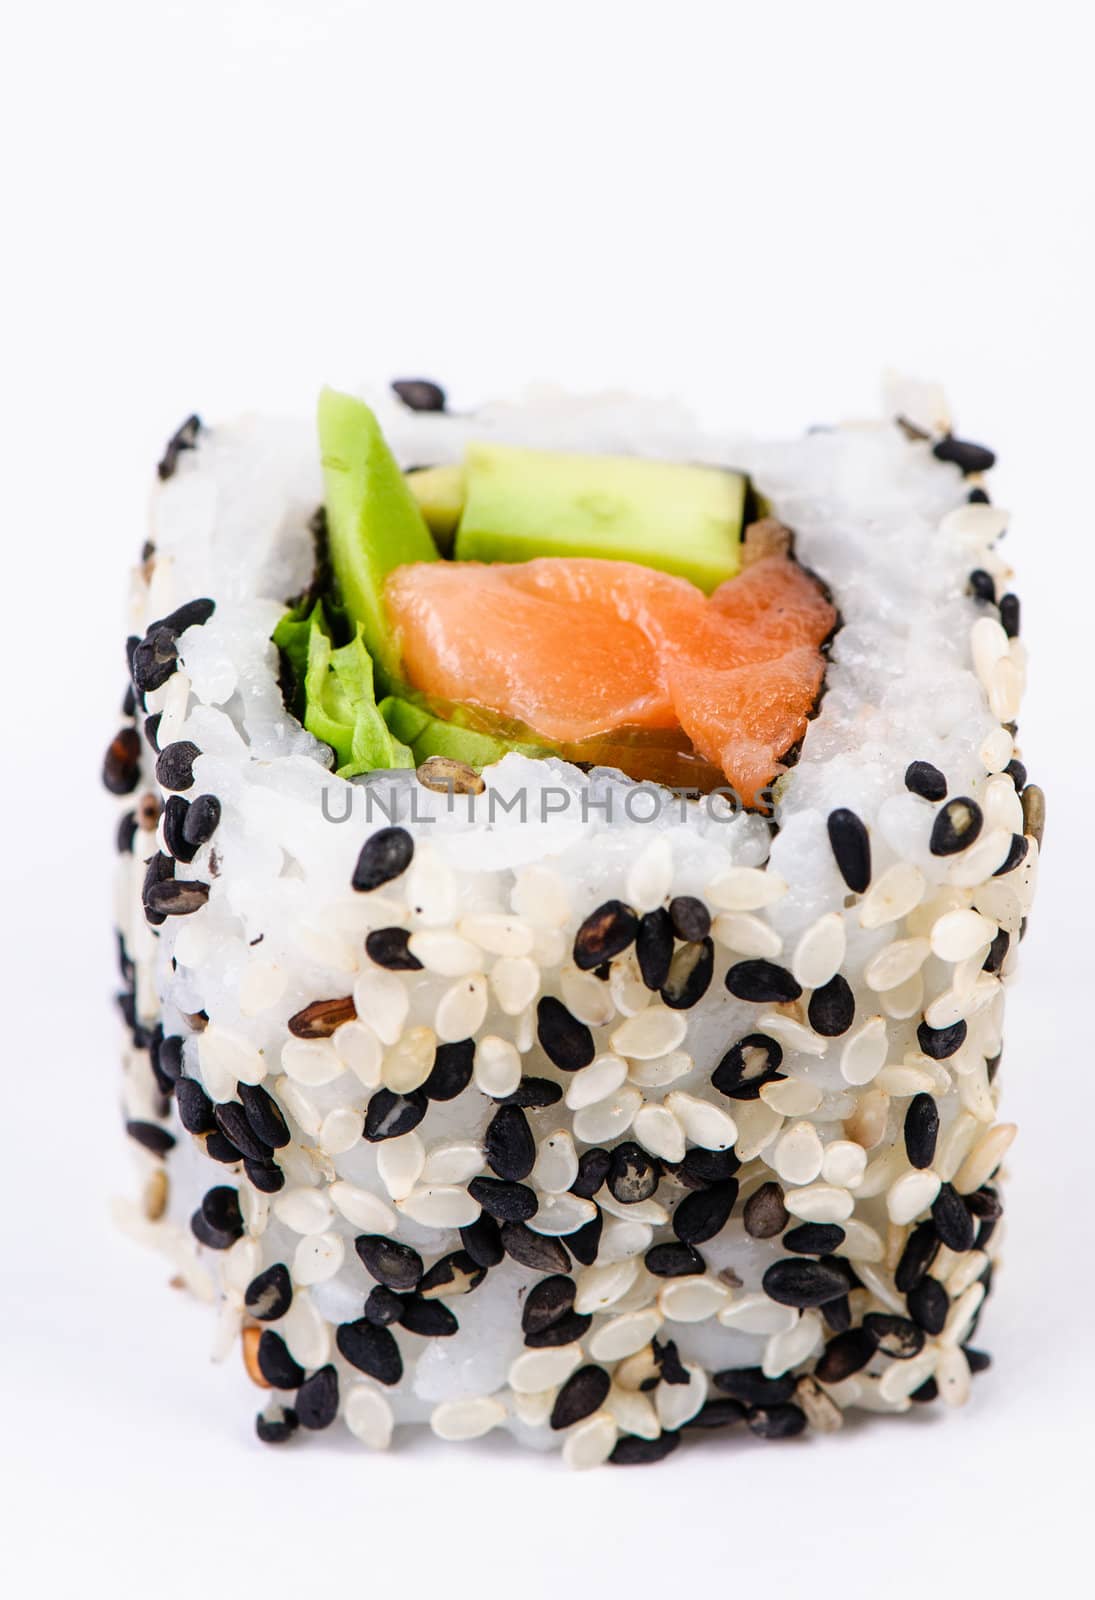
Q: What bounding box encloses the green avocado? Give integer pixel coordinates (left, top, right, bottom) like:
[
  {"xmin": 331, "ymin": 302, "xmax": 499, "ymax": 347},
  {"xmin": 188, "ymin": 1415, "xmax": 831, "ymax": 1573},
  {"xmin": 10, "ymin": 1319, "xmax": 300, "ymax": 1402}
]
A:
[
  {"xmin": 405, "ymin": 464, "xmax": 465, "ymax": 553},
  {"xmin": 318, "ymin": 387, "xmax": 439, "ymax": 688},
  {"xmin": 380, "ymin": 696, "xmax": 547, "ymax": 769},
  {"xmin": 454, "ymin": 443, "xmax": 746, "ymax": 592}
]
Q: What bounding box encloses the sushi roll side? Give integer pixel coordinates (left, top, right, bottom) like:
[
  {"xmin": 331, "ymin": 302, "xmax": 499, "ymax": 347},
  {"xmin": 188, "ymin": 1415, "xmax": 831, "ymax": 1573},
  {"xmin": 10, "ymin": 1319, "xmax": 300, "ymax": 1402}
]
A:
[{"xmin": 105, "ymin": 378, "xmax": 1040, "ymax": 1465}]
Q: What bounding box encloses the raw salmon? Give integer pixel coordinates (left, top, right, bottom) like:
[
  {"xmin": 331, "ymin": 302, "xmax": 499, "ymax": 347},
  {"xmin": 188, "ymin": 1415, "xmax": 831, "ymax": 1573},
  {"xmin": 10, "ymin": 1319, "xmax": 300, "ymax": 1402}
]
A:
[{"xmin": 384, "ymin": 553, "xmax": 834, "ymax": 806}]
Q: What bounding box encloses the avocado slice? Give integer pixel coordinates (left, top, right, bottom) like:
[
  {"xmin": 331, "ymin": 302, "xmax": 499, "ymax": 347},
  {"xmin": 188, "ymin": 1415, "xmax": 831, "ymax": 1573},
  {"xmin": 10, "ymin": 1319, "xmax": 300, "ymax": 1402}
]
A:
[
  {"xmin": 380, "ymin": 696, "xmax": 547, "ymax": 769},
  {"xmin": 318, "ymin": 388, "xmax": 439, "ymax": 687},
  {"xmin": 454, "ymin": 444, "xmax": 746, "ymax": 592},
  {"xmin": 405, "ymin": 465, "xmax": 465, "ymax": 553}
]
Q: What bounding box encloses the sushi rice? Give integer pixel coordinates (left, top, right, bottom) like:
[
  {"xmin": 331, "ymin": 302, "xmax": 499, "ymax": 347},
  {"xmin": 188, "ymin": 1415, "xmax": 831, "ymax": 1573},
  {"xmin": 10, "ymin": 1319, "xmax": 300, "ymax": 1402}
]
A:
[{"xmin": 105, "ymin": 377, "xmax": 1039, "ymax": 1465}]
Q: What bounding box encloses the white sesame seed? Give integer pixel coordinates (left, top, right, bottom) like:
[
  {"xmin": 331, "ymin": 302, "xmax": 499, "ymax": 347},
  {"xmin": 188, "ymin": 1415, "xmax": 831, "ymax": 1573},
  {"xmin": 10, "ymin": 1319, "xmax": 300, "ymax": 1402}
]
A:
[
  {"xmin": 597, "ymin": 1191, "xmax": 667, "ymax": 1225},
  {"xmin": 420, "ymin": 1139, "xmax": 483, "ymax": 1184},
  {"xmin": 596, "ymin": 1218, "xmax": 654, "ymax": 1262},
  {"xmin": 527, "ymin": 1192, "xmax": 597, "ymax": 1236},
  {"xmin": 632, "ymin": 1102, "xmax": 686, "ymax": 1162},
  {"xmin": 405, "ymin": 847, "xmax": 457, "ymax": 926},
  {"xmin": 879, "ymin": 1346, "xmax": 938, "ymax": 1404},
  {"xmin": 612, "ymin": 1004, "xmax": 688, "ymax": 1061},
  {"xmin": 328, "ymin": 1181, "xmax": 396, "ymax": 1233},
  {"xmin": 531, "ymin": 1130, "xmax": 579, "ymax": 1194},
  {"xmin": 935, "ymin": 1112, "xmax": 980, "ymax": 1183},
  {"xmin": 840, "ymin": 1015, "xmax": 888, "ymax": 1085},
  {"xmin": 398, "ymin": 1184, "xmax": 482, "ymax": 1228},
  {"xmin": 381, "ymin": 1026, "xmax": 436, "ymax": 1093},
  {"xmin": 627, "ymin": 1050, "xmax": 694, "ymax": 1088},
  {"xmin": 292, "ymin": 1230, "xmax": 345, "ymax": 1285},
  {"xmin": 572, "ymin": 1086, "xmax": 642, "ymax": 1144},
  {"xmin": 431, "ymin": 1395, "xmax": 508, "ymax": 1441},
  {"xmin": 791, "ymin": 913, "xmax": 846, "ymax": 990},
  {"xmin": 280, "ymin": 1289, "xmax": 330, "ymax": 1369},
  {"xmin": 625, "ymin": 836, "xmax": 674, "ymax": 910},
  {"xmin": 876, "ymin": 1064, "xmax": 939, "ymax": 1098},
  {"xmin": 971, "ymin": 614, "xmax": 1009, "ymax": 686},
  {"xmin": 942, "ymin": 1282, "xmax": 986, "ymax": 1348},
  {"xmin": 930, "ymin": 908, "xmax": 997, "ymax": 963},
  {"xmin": 945, "ymin": 826, "xmax": 1013, "ymax": 888},
  {"xmin": 490, "ymin": 956, "xmax": 541, "ymax": 1016},
  {"xmin": 772, "ymin": 1120, "xmax": 824, "ymax": 1185},
  {"xmin": 864, "ymin": 936, "xmax": 931, "ymax": 992},
  {"xmin": 345, "ymin": 1384, "xmax": 394, "ymax": 1450},
  {"xmin": 222, "ymin": 1237, "xmax": 260, "ymax": 1294},
  {"xmin": 978, "ymin": 723, "xmax": 1014, "ymax": 773},
  {"xmin": 755, "ymin": 1011, "xmax": 829, "ymax": 1058},
  {"xmin": 574, "ymin": 1259, "xmax": 640, "ymax": 1315},
  {"xmin": 434, "ymin": 974, "xmax": 488, "ymax": 1042},
  {"xmin": 351, "ymin": 970, "xmax": 409, "ymax": 1046},
  {"xmin": 886, "ymin": 1168, "xmax": 941, "ymax": 1224},
  {"xmin": 707, "ymin": 867, "xmax": 788, "ymax": 911},
  {"xmin": 280, "ymin": 1037, "xmax": 344, "ymax": 1087},
  {"xmin": 407, "ymin": 929, "xmax": 482, "ymax": 977},
  {"xmin": 333, "ymin": 1020, "xmax": 383, "ymax": 1088},
  {"xmin": 273, "ymin": 1186, "xmax": 335, "ymax": 1234},
  {"xmin": 605, "ymin": 1386, "xmax": 661, "ymax": 1439},
  {"xmin": 294, "ymin": 925, "xmax": 357, "ymax": 973},
  {"xmin": 983, "ymin": 772, "xmax": 1024, "ymax": 834},
  {"xmin": 656, "ymin": 1364, "xmax": 707, "ymax": 1429},
  {"xmin": 589, "ymin": 1308, "xmax": 662, "ymax": 1361},
  {"xmin": 954, "ymin": 1121, "xmax": 1016, "ymax": 1192},
  {"xmin": 853, "ymin": 1262, "xmax": 906, "ymax": 1316},
  {"xmin": 712, "ymin": 911, "xmax": 783, "ymax": 959},
  {"xmin": 717, "ymin": 1294, "xmax": 798, "ymax": 1334},
  {"xmin": 508, "ymin": 1345, "xmax": 583, "ymax": 1394},
  {"xmin": 458, "ymin": 912, "xmax": 534, "ymax": 957},
  {"xmin": 988, "ymin": 655, "xmax": 1023, "ymax": 721},
  {"xmin": 946, "ymin": 1250, "xmax": 989, "ymax": 1297},
  {"xmin": 834, "ymin": 1217, "xmax": 885, "ymax": 1263},
  {"xmin": 880, "ymin": 970, "xmax": 925, "ymax": 1021},
  {"xmin": 319, "ymin": 1106, "xmax": 365, "ymax": 1156},
  {"xmin": 858, "ymin": 861, "xmax": 926, "ymax": 931},
  {"xmin": 664, "ymin": 1090, "xmax": 738, "ymax": 1150},
  {"xmin": 238, "ymin": 960, "xmax": 287, "ymax": 1017},
  {"xmin": 199, "ymin": 1025, "xmax": 267, "ymax": 1095},
  {"xmin": 843, "ymin": 1087, "xmax": 891, "ymax": 1151},
  {"xmin": 562, "ymin": 1412, "xmax": 619, "ymax": 1470},
  {"xmin": 657, "ymin": 1277, "xmax": 730, "ymax": 1322},
  {"xmin": 936, "ymin": 1344, "xmax": 972, "ymax": 1407},
  {"xmin": 376, "ymin": 1133, "xmax": 426, "ymax": 1201},
  {"xmin": 783, "ymin": 1182, "xmax": 853, "ymax": 1223},
  {"xmin": 511, "ymin": 865, "xmax": 571, "ymax": 928},
  {"xmin": 821, "ymin": 1139, "xmax": 867, "ymax": 1188},
  {"xmin": 855, "ymin": 1147, "xmax": 904, "ymax": 1200},
  {"xmin": 763, "ymin": 1309, "xmax": 823, "ymax": 1378},
  {"xmin": 560, "ymin": 967, "xmax": 618, "ymax": 1027},
  {"xmin": 273, "ymin": 1075, "xmax": 322, "ymax": 1137},
  {"xmin": 565, "ymin": 1053, "xmax": 629, "ymax": 1110},
  {"xmin": 940, "ymin": 501, "xmax": 1009, "ymax": 542},
  {"xmin": 733, "ymin": 1098, "xmax": 783, "ymax": 1161},
  {"xmin": 473, "ymin": 1034, "xmax": 522, "ymax": 1098},
  {"xmin": 760, "ymin": 1079, "xmax": 823, "ymax": 1120},
  {"xmin": 531, "ymin": 926, "xmax": 568, "ymax": 968}
]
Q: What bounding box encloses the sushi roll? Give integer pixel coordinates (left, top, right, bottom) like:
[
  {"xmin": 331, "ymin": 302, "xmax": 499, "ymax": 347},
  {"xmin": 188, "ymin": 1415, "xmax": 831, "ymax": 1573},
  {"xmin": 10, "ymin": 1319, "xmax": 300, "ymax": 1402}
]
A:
[{"xmin": 105, "ymin": 376, "xmax": 1040, "ymax": 1466}]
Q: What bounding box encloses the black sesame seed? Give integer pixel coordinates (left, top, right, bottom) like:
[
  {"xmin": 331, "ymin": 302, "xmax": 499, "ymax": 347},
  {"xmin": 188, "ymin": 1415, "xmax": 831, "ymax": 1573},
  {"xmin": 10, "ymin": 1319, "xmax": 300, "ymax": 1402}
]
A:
[
  {"xmin": 827, "ymin": 807, "xmax": 872, "ymax": 893},
  {"xmin": 566, "ymin": 1213, "xmax": 604, "ymax": 1267},
  {"xmin": 244, "ymin": 1263, "xmax": 293, "ymax": 1322},
  {"xmin": 814, "ymin": 1328, "xmax": 876, "ymax": 1383},
  {"xmin": 968, "ymin": 487, "xmax": 991, "ymax": 504},
  {"xmin": 724, "ymin": 961, "xmax": 802, "ymax": 1004},
  {"xmin": 968, "ymin": 567, "xmax": 997, "ymax": 603},
  {"xmin": 573, "ymin": 899, "xmax": 639, "ymax": 970},
  {"xmin": 807, "ymin": 973, "xmax": 856, "ymax": 1038},
  {"xmin": 636, "ymin": 907, "xmax": 674, "ymax": 990},
  {"xmin": 679, "ymin": 1147, "xmax": 741, "ymax": 1187},
  {"xmin": 131, "ymin": 626, "xmax": 179, "ymax": 694},
  {"xmin": 608, "ymin": 1142, "xmax": 661, "ymax": 1205},
  {"xmin": 182, "ymin": 793, "xmax": 221, "ymax": 848},
  {"xmin": 190, "ymin": 1208, "xmax": 237, "ymax": 1250},
  {"xmin": 761, "ymin": 1258, "xmax": 850, "ymax": 1308},
  {"xmin": 998, "ymin": 592, "xmax": 1020, "ymax": 638},
  {"xmin": 661, "ymin": 936, "xmax": 714, "ymax": 1010},
  {"xmin": 155, "ymin": 740, "xmax": 201, "ymax": 793},
  {"xmin": 399, "ymin": 1296, "xmax": 459, "ymax": 1337},
  {"xmin": 861, "ymin": 1314, "xmax": 925, "ymax": 1360},
  {"xmin": 1004, "ymin": 759, "xmax": 1027, "ymax": 792},
  {"xmin": 904, "ymin": 1093, "xmax": 940, "ymax": 1169},
  {"xmin": 392, "ymin": 379, "xmax": 446, "ymax": 412},
  {"xmin": 354, "ymin": 1235, "xmax": 423, "ymax": 1293},
  {"xmin": 364, "ymin": 1285, "xmax": 406, "ymax": 1326},
  {"xmin": 993, "ymin": 833, "xmax": 1029, "ymax": 877},
  {"xmin": 521, "ymin": 1275, "xmax": 576, "ymax": 1337},
  {"xmin": 669, "ymin": 895, "xmax": 711, "ymax": 942},
  {"xmin": 115, "ymin": 809, "xmax": 139, "ymax": 854},
  {"xmin": 712, "ymin": 1367, "xmax": 795, "ymax": 1406},
  {"xmin": 197, "ymin": 1187, "xmax": 242, "ymax": 1241},
  {"xmin": 967, "ymin": 1185, "xmax": 1002, "ymax": 1220},
  {"xmin": 965, "ymin": 1347, "xmax": 992, "ymax": 1375},
  {"xmin": 103, "ymin": 727, "xmax": 143, "ymax": 795},
  {"xmin": 144, "ymin": 878, "xmax": 210, "ymax": 917},
  {"xmin": 212, "ymin": 1101, "xmax": 270, "ymax": 1163},
  {"xmin": 296, "ymin": 1364, "xmax": 339, "ymax": 1430},
  {"xmin": 468, "ymin": 1177, "xmax": 538, "ymax": 1222},
  {"xmin": 255, "ymin": 1405, "xmax": 299, "ymax": 1445},
  {"xmin": 365, "ymin": 926, "xmax": 422, "ymax": 970},
  {"xmin": 932, "ymin": 1182, "xmax": 975, "ymax": 1252},
  {"xmin": 204, "ymin": 1129, "xmax": 245, "ymax": 1166},
  {"xmin": 144, "ymin": 712, "xmax": 162, "ymax": 752},
  {"xmin": 152, "ymin": 597, "xmax": 216, "ymax": 635},
  {"xmin": 904, "ymin": 761, "xmax": 947, "ymax": 802},
  {"xmin": 502, "ymin": 1077, "xmax": 564, "ymax": 1109},
  {"xmin": 653, "ymin": 1338, "xmax": 690, "ymax": 1385},
  {"xmin": 336, "ymin": 1319, "xmax": 403, "ymax": 1385},
  {"xmin": 459, "ymin": 1214, "xmax": 504, "ymax": 1269},
  {"xmin": 256, "ymin": 1330, "xmax": 306, "ymax": 1389},
  {"xmin": 550, "ymin": 1365, "xmax": 611, "ymax": 1430},
  {"xmin": 743, "ymin": 1181, "xmax": 789, "ymax": 1239},
  {"xmin": 162, "ymin": 795, "xmax": 197, "ymax": 863},
  {"xmin": 176, "ymin": 1076, "xmax": 216, "ymax": 1135},
  {"xmin": 524, "ymin": 1310, "xmax": 594, "ymax": 1349},
  {"xmin": 645, "ymin": 1242, "xmax": 705, "ymax": 1277},
  {"xmin": 124, "ymin": 1119, "xmax": 175, "ymax": 1155},
  {"xmin": 983, "ymin": 927, "xmax": 1011, "ymax": 974},
  {"xmin": 712, "ymin": 1033, "xmax": 785, "ymax": 1099},
  {"xmin": 783, "ymin": 1222, "xmax": 844, "ymax": 1255},
  {"xmin": 536, "ymin": 996, "xmax": 595, "ymax": 1071},
  {"xmin": 484, "ymin": 1105, "xmax": 536, "ymax": 1181},
  {"xmin": 571, "ymin": 1147, "xmax": 612, "ymax": 1199},
  {"xmin": 244, "ymin": 1157, "xmax": 284, "ymax": 1194},
  {"xmin": 500, "ymin": 1222, "xmax": 571, "ymax": 1275},
  {"xmin": 907, "ymin": 1276, "xmax": 949, "ymax": 1335},
  {"xmin": 747, "ymin": 1403, "xmax": 807, "ymax": 1440},
  {"xmin": 673, "ymin": 1181, "xmax": 738, "ymax": 1245},
  {"xmin": 822, "ymin": 1293, "xmax": 853, "ymax": 1334},
  {"xmin": 933, "ymin": 435, "xmax": 996, "ymax": 475},
  {"xmin": 423, "ymin": 1039, "xmax": 475, "ymax": 1101},
  {"xmin": 418, "ymin": 1251, "xmax": 486, "ymax": 1299},
  {"xmin": 363, "ymin": 1088, "xmax": 426, "ymax": 1141},
  {"xmin": 157, "ymin": 414, "xmax": 201, "ymax": 480},
  {"xmin": 610, "ymin": 1430, "xmax": 681, "ymax": 1465},
  {"xmin": 685, "ymin": 1399, "xmax": 747, "ymax": 1430},
  {"xmin": 930, "ymin": 796, "xmax": 983, "ymax": 856},
  {"xmin": 238, "ymin": 1082, "xmax": 291, "ymax": 1149},
  {"xmin": 895, "ymin": 1221, "xmax": 941, "ymax": 1294},
  {"xmin": 910, "ymin": 1377, "xmax": 939, "ymax": 1404},
  {"xmin": 917, "ymin": 1018, "xmax": 968, "ymax": 1060},
  {"xmin": 352, "ymin": 826, "xmax": 414, "ymax": 892}
]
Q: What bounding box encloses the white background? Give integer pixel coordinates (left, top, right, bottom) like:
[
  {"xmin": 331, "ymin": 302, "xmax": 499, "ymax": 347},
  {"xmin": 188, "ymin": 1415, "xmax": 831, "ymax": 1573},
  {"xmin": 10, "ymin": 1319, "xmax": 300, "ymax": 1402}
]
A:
[{"xmin": 2, "ymin": 2, "xmax": 1093, "ymax": 1594}]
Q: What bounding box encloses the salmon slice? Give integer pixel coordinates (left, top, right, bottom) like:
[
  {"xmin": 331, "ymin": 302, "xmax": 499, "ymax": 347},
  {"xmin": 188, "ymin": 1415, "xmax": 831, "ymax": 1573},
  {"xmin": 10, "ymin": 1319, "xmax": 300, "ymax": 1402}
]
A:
[{"xmin": 384, "ymin": 552, "xmax": 835, "ymax": 804}]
